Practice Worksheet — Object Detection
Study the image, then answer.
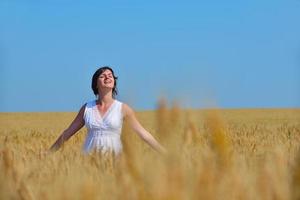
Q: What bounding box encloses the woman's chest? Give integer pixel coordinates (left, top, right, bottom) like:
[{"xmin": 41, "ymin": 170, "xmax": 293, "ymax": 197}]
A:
[{"xmin": 84, "ymin": 108, "xmax": 123, "ymax": 130}]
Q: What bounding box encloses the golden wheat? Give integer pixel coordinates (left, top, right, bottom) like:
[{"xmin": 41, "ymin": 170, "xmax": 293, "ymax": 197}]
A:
[{"xmin": 0, "ymin": 108, "xmax": 299, "ymax": 200}]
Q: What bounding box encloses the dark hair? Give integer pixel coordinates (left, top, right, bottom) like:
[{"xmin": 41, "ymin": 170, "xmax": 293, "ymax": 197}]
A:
[{"xmin": 91, "ymin": 66, "xmax": 118, "ymax": 97}]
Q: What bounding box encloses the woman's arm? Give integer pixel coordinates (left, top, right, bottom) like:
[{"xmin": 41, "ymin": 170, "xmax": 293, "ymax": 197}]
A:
[
  {"xmin": 49, "ymin": 104, "xmax": 86, "ymax": 152},
  {"xmin": 122, "ymin": 103, "xmax": 167, "ymax": 155}
]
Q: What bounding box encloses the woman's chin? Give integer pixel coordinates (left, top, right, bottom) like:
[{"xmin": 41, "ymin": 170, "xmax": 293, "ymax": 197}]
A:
[{"xmin": 101, "ymin": 85, "xmax": 114, "ymax": 90}]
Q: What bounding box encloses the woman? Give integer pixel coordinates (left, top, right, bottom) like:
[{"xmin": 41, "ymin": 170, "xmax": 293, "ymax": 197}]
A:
[{"xmin": 49, "ymin": 66, "xmax": 167, "ymax": 156}]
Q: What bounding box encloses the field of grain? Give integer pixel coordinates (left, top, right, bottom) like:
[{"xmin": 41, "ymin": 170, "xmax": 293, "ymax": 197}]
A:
[{"xmin": 0, "ymin": 106, "xmax": 300, "ymax": 200}]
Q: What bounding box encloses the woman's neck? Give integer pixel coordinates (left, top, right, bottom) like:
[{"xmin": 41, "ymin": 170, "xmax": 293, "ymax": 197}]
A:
[{"xmin": 97, "ymin": 90, "xmax": 114, "ymax": 105}]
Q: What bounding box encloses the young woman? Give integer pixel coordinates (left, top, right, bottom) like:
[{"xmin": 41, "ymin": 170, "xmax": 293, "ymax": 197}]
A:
[{"xmin": 49, "ymin": 66, "xmax": 167, "ymax": 156}]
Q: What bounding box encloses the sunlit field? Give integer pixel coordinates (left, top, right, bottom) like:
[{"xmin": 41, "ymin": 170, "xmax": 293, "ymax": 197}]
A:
[{"xmin": 1, "ymin": 104, "xmax": 300, "ymax": 200}]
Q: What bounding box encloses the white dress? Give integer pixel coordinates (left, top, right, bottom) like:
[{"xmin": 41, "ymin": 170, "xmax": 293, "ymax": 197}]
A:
[{"xmin": 82, "ymin": 99, "xmax": 124, "ymax": 155}]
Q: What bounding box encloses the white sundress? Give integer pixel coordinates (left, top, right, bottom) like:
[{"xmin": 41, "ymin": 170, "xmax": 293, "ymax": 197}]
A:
[{"xmin": 82, "ymin": 99, "xmax": 124, "ymax": 155}]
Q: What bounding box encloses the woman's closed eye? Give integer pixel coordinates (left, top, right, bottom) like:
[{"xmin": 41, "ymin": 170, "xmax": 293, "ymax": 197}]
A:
[{"xmin": 99, "ymin": 75, "xmax": 113, "ymax": 79}]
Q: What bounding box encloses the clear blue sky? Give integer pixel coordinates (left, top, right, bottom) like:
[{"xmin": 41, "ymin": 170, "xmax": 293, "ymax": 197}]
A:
[{"xmin": 1, "ymin": 0, "xmax": 299, "ymax": 112}]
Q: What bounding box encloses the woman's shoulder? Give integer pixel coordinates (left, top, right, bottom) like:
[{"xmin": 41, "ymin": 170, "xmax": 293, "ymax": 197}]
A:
[
  {"xmin": 115, "ymin": 99, "xmax": 124, "ymax": 105},
  {"xmin": 120, "ymin": 102, "xmax": 134, "ymax": 117},
  {"xmin": 84, "ymin": 99, "xmax": 96, "ymax": 109}
]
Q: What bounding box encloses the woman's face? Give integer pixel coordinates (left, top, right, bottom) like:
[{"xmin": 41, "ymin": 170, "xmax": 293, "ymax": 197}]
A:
[{"xmin": 97, "ymin": 69, "xmax": 115, "ymax": 90}]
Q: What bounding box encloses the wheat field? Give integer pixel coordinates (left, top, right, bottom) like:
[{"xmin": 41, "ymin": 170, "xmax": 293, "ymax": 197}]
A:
[{"xmin": 0, "ymin": 105, "xmax": 300, "ymax": 200}]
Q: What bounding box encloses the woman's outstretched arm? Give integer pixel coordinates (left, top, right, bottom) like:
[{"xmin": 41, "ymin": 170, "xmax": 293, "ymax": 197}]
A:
[
  {"xmin": 49, "ymin": 104, "xmax": 86, "ymax": 152},
  {"xmin": 122, "ymin": 103, "xmax": 167, "ymax": 155}
]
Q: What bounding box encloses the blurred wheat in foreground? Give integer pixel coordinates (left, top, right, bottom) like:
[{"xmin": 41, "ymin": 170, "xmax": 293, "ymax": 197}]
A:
[{"xmin": 0, "ymin": 106, "xmax": 300, "ymax": 200}]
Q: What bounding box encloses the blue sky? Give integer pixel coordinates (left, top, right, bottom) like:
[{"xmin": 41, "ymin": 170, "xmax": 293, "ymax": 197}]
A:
[{"xmin": 1, "ymin": 0, "xmax": 299, "ymax": 112}]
